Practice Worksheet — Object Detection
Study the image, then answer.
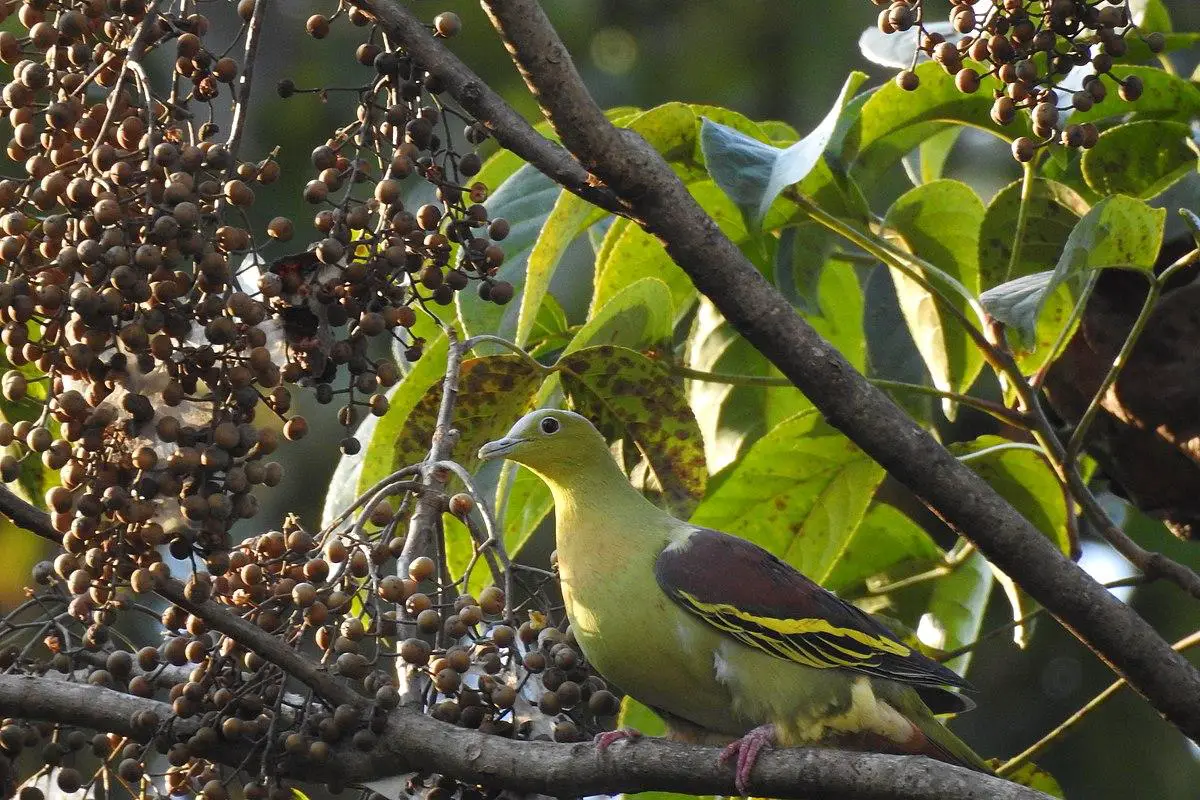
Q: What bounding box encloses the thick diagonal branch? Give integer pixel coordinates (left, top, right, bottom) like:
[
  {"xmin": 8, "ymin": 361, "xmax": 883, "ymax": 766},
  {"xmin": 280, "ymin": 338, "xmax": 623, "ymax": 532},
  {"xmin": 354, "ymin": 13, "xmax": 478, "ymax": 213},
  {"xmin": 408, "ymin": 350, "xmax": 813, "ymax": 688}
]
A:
[
  {"xmin": 0, "ymin": 672, "xmax": 1051, "ymax": 800},
  {"xmin": 361, "ymin": 0, "xmax": 1200, "ymax": 739}
]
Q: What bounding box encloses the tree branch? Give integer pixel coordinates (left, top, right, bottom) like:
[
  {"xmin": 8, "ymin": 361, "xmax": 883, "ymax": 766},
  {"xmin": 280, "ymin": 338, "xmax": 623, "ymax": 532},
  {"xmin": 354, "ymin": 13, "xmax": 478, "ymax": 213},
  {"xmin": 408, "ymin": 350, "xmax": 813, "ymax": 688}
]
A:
[
  {"xmin": 0, "ymin": 485, "xmax": 59, "ymax": 543},
  {"xmin": 0, "ymin": 672, "xmax": 1051, "ymax": 800},
  {"xmin": 360, "ymin": 0, "xmax": 1200, "ymax": 740}
]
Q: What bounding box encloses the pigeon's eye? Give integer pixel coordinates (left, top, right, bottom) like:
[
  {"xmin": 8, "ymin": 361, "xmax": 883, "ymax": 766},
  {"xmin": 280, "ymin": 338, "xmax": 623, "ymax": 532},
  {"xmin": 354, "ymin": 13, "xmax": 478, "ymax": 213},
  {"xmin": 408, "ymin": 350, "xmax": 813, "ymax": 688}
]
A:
[{"xmin": 540, "ymin": 417, "xmax": 560, "ymax": 434}]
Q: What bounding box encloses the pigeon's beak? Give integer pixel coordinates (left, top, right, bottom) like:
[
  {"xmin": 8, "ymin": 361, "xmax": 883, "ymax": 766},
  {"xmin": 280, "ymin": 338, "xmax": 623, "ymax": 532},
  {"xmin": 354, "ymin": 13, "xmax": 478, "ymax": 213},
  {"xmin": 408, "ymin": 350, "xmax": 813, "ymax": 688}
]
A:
[{"xmin": 477, "ymin": 437, "xmax": 525, "ymax": 462}]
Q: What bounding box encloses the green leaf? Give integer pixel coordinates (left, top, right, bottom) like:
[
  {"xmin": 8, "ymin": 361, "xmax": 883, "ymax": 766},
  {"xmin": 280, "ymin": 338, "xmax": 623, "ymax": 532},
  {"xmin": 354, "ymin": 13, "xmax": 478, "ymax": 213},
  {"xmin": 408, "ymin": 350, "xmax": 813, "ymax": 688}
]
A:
[
  {"xmin": 882, "ymin": 180, "xmax": 986, "ymax": 413},
  {"xmin": 823, "ymin": 503, "xmax": 942, "ymax": 594},
  {"xmin": 951, "ymin": 437, "xmax": 1072, "ymax": 557},
  {"xmin": 526, "ymin": 293, "xmax": 572, "ymax": 358},
  {"xmin": 567, "ymin": 277, "xmax": 674, "ymax": 355},
  {"xmin": 590, "ymin": 215, "xmax": 696, "ymax": 321},
  {"xmin": 690, "ymin": 409, "xmax": 885, "ymax": 580},
  {"xmin": 700, "ymin": 73, "xmax": 867, "ymax": 224},
  {"xmin": 921, "ymin": 549, "xmax": 993, "ymax": 676},
  {"xmin": 1132, "ymin": 0, "xmax": 1173, "ymax": 32},
  {"xmin": 591, "ymin": 181, "xmax": 751, "ymax": 320},
  {"xmin": 981, "ymin": 195, "xmax": 1166, "ymax": 343},
  {"xmin": 1000, "ymin": 762, "xmax": 1065, "ymax": 798},
  {"xmin": 386, "ymin": 355, "xmax": 545, "ymax": 475},
  {"xmin": 952, "ymin": 437, "xmax": 1073, "ymax": 648},
  {"xmin": 863, "ymin": 264, "xmax": 934, "ymax": 426},
  {"xmin": 357, "ymin": 333, "xmax": 451, "ymax": 493},
  {"xmin": 473, "ymin": 107, "xmax": 642, "ymax": 193},
  {"xmin": 979, "ymin": 177, "xmax": 1090, "ymax": 288},
  {"xmin": 916, "ymin": 127, "xmax": 962, "ymax": 185},
  {"xmin": 513, "ymin": 191, "xmax": 608, "ymax": 348},
  {"xmin": 1069, "ymin": 65, "xmax": 1200, "ymax": 127},
  {"xmin": 1081, "ymin": 120, "xmax": 1198, "ymax": 199},
  {"xmin": 685, "ymin": 298, "xmax": 809, "ymax": 473},
  {"xmin": 500, "ymin": 463, "xmax": 553, "ymax": 559},
  {"xmin": 357, "ymin": 355, "xmax": 545, "ymax": 589},
  {"xmin": 840, "ymin": 61, "xmax": 1032, "ymax": 187},
  {"xmin": 616, "ymin": 695, "xmax": 666, "ymax": 735},
  {"xmin": 557, "ymin": 345, "xmax": 706, "ymax": 515}
]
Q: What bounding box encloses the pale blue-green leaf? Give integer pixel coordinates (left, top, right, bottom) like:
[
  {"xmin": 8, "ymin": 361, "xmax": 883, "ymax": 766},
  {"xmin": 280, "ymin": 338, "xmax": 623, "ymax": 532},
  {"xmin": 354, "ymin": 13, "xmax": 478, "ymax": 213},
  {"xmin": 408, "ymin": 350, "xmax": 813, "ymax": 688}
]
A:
[
  {"xmin": 774, "ymin": 224, "xmax": 832, "ymax": 315},
  {"xmin": 980, "ymin": 271, "xmax": 1055, "ymax": 343},
  {"xmin": 858, "ymin": 21, "xmax": 958, "ymax": 69},
  {"xmin": 981, "ymin": 196, "xmax": 1165, "ymax": 343},
  {"xmin": 700, "ymin": 72, "xmax": 866, "ymax": 224}
]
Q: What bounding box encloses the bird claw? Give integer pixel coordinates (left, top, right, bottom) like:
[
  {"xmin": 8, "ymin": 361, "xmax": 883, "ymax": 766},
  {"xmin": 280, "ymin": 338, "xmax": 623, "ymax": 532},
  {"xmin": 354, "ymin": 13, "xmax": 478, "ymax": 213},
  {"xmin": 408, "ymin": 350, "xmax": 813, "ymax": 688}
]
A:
[
  {"xmin": 719, "ymin": 724, "xmax": 776, "ymax": 796},
  {"xmin": 594, "ymin": 728, "xmax": 642, "ymax": 751}
]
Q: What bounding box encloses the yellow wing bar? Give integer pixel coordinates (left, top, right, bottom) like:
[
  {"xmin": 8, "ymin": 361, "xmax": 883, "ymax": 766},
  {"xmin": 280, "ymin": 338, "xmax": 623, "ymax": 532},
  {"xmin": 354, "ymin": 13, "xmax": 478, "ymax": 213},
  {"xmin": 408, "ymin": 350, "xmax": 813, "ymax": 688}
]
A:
[{"xmin": 676, "ymin": 589, "xmax": 911, "ymax": 671}]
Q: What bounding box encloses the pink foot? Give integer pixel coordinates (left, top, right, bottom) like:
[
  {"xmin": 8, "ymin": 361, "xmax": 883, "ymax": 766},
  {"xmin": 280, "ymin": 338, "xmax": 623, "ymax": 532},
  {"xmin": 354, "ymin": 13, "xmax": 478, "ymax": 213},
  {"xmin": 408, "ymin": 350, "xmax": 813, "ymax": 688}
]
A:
[
  {"xmin": 594, "ymin": 727, "xmax": 642, "ymax": 751},
  {"xmin": 719, "ymin": 724, "xmax": 776, "ymax": 796}
]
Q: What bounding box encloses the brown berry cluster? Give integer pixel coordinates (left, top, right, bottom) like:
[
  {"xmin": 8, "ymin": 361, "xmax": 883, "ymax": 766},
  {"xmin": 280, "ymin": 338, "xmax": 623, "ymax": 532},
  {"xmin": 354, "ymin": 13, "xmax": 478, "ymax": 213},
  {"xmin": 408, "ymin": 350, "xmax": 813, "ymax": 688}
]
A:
[
  {"xmin": 404, "ymin": 585, "xmax": 621, "ymax": 747},
  {"xmin": 277, "ymin": 4, "xmax": 516, "ymax": 362},
  {"xmin": 877, "ymin": 0, "xmax": 1163, "ymax": 161},
  {"xmin": 0, "ymin": 0, "xmax": 334, "ymax": 606},
  {"xmin": 0, "ymin": 0, "xmax": 436, "ymax": 684}
]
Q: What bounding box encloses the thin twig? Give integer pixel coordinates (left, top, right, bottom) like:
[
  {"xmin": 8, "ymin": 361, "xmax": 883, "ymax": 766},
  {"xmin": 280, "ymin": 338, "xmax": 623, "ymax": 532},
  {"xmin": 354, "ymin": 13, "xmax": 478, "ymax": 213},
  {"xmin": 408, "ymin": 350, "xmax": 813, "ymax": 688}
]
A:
[
  {"xmin": 225, "ymin": 0, "xmax": 268, "ymax": 165},
  {"xmin": 397, "ymin": 327, "xmax": 466, "ymax": 707},
  {"xmin": 998, "ymin": 630, "xmax": 1200, "ymax": 776}
]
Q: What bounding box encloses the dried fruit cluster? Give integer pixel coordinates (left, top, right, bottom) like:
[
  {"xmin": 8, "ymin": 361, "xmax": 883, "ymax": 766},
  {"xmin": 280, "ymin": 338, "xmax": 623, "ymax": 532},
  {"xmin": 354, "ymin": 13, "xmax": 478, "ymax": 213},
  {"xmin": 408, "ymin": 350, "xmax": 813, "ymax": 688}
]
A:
[{"xmin": 876, "ymin": 0, "xmax": 1162, "ymax": 161}]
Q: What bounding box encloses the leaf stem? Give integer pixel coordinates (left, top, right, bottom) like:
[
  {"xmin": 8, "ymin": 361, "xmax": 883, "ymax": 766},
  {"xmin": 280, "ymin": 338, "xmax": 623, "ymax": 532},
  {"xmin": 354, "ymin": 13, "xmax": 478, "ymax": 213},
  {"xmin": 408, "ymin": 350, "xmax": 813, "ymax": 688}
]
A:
[
  {"xmin": 937, "ymin": 576, "xmax": 1147, "ymax": 663},
  {"xmin": 666, "ymin": 362, "xmax": 1029, "ymax": 428},
  {"xmin": 462, "ymin": 334, "xmax": 551, "ymax": 375},
  {"xmin": 1006, "ymin": 161, "xmax": 1036, "ymax": 283},
  {"xmin": 997, "ymin": 629, "xmax": 1200, "ymax": 777},
  {"xmin": 955, "ymin": 442, "xmax": 1047, "ymax": 463},
  {"xmin": 784, "ymin": 188, "xmax": 985, "ymax": 323}
]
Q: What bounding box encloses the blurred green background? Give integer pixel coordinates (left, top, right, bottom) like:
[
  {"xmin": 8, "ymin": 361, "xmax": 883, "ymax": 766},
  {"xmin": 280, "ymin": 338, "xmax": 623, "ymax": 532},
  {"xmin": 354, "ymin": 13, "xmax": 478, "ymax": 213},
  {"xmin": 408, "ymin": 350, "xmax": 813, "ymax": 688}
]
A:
[{"xmin": 2, "ymin": 1, "xmax": 1198, "ymax": 797}]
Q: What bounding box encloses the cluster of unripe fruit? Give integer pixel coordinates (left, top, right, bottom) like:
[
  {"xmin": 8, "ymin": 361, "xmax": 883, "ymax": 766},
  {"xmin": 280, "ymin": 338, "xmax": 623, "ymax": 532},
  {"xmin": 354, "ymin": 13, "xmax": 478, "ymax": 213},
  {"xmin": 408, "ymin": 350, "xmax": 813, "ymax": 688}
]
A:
[{"xmin": 876, "ymin": 0, "xmax": 1161, "ymax": 161}]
